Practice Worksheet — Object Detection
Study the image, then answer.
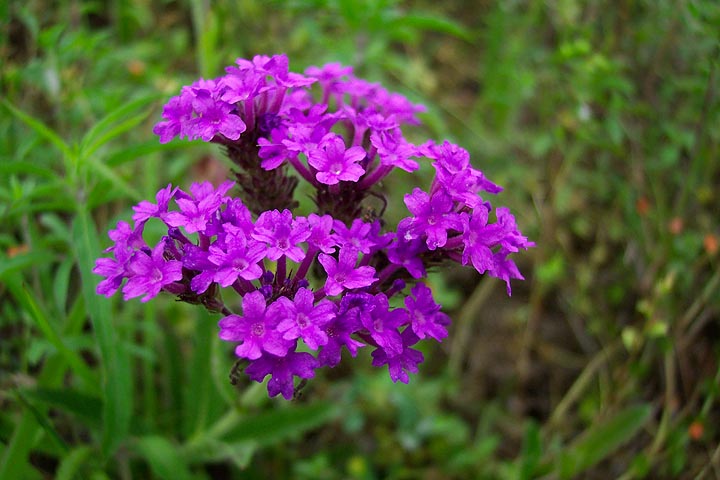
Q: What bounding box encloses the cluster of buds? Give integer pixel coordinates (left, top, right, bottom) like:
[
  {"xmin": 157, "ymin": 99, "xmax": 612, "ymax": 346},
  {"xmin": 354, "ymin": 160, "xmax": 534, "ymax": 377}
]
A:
[{"xmin": 94, "ymin": 54, "xmax": 533, "ymax": 399}]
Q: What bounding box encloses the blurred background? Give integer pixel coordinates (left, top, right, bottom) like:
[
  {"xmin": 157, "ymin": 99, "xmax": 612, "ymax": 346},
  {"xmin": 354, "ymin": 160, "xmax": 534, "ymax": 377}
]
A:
[{"xmin": 1, "ymin": 1, "xmax": 719, "ymax": 478}]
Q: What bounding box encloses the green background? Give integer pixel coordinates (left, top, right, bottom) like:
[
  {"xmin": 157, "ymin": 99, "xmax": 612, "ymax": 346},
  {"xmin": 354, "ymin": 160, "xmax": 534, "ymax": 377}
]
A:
[{"xmin": 1, "ymin": 0, "xmax": 719, "ymax": 478}]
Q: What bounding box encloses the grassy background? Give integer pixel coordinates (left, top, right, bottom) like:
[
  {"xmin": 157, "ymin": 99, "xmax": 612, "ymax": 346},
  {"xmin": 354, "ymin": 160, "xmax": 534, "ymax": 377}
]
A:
[{"xmin": 1, "ymin": 0, "xmax": 719, "ymax": 478}]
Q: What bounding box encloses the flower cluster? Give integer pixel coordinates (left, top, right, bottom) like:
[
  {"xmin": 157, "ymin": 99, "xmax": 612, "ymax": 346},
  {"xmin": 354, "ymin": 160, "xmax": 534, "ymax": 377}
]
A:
[{"xmin": 95, "ymin": 54, "xmax": 533, "ymax": 399}]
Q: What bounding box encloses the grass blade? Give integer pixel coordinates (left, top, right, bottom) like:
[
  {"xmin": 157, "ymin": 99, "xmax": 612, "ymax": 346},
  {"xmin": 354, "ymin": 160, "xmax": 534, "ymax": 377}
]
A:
[
  {"xmin": 72, "ymin": 209, "xmax": 133, "ymax": 458},
  {"xmin": 557, "ymin": 404, "xmax": 653, "ymax": 479}
]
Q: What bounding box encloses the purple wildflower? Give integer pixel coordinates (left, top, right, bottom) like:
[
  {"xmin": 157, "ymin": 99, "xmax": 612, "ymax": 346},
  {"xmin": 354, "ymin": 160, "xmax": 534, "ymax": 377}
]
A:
[
  {"xmin": 188, "ymin": 89, "xmax": 246, "ymax": 142},
  {"xmin": 371, "ymin": 329, "xmax": 424, "ymax": 384},
  {"xmin": 276, "ymin": 288, "xmax": 336, "ymax": 350},
  {"xmin": 307, "ymin": 134, "xmax": 366, "ymax": 185},
  {"xmin": 206, "ymin": 225, "xmax": 265, "ymax": 288},
  {"xmin": 132, "ymin": 184, "xmax": 176, "ymax": 224},
  {"xmin": 398, "ymin": 188, "xmax": 462, "ymax": 250},
  {"xmin": 153, "ymin": 93, "xmax": 193, "ymax": 143},
  {"xmin": 405, "ymin": 283, "xmax": 449, "ymax": 341},
  {"xmin": 245, "ymin": 349, "xmax": 318, "ymax": 400},
  {"xmin": 165, "ymin": 181, "xmax": 234, "ymax": 234},
  {"xmin": 318, "ymin": 247, "xmax": 377, "ymax": 296},
  {"xmin": 122, "ymin": 241, "xmax": 183, "ymax": 302},
  {"xmin": 361, "ymin": 294, "xmax": 406, "ymax": 357},
  {"xmin": 218, "ymin": 291, "xmax": 290, "ymax": 360},
  {"xmin": 252, "ymin": 209, "xmax": 309, "ymax": 262}
]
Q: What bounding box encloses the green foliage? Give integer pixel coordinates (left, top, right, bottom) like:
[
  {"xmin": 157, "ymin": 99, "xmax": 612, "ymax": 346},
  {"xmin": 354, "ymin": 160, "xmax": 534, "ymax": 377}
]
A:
[{"xmin": 1, "ymin": 0, "xmax": 719, "ymax": 478}]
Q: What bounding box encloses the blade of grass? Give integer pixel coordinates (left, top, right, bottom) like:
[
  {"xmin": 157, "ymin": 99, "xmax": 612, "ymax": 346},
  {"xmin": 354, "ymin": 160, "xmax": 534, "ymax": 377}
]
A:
[
  {"xmin": 55, "ymin": 446, "xmax": 93, "ymax": 480},
  {"xmin": 134, "ymin": 436, "xmax": 193, "ymax": 480},
  {"xmin": 15, "ymin": 283, "xmax": 99, "ymax": 393},
  {"xmin": 1, "ymin": 98, "xmax": 74, "ymax": 160},
  {"xmin": 80, "ymin": 94, "xmax": 161, "ymax": 156},
  {"xmin": 72, "ymin": 209, "xmax": 132, "ymax": 458},
  {"xmin": 556, "ymin": 404, "xmax": 653, "ymax": 479}
]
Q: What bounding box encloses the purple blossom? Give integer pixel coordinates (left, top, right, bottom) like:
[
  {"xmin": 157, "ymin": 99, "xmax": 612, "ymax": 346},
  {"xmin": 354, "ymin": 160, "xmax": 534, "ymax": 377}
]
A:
[
  {"xmin": 361, "ymin": 294, "xmax": 406, "ymax": 357},
  {"xmin": 93, "ymin": 256, "xmax": 128, "ymax": 297},
  {"xmin": 370, "ymin": 128, "xmax": 419, "ymax": 172},
  {"xmin": 318, "ymin": 247, "xmax": 377, "ymax": 296},
  {"xmin": 252, "ymin": 209, "xmax": 309, "ymax": 262},
  {"xmin": 489, "ymin": 248, "xmax": 526, "ymax": 296},
  {"xmin": 317, "ymin": 294, "xmax": 368, "ymax": 367},
  {"xmin": 101, "ymin": 55, "xmax": 534, "ymax": 399},
  {"xmin": 405, "ymin": 283, "xmax": 449, "ymax": 341},
  {"xmin": 122, "ymin": 241, "xmax": 183, "ymax": 302},
  {"xmin": 132, "ymin": 184, "xmax": 176, "ymax": 224},
  {"xmin": 398, "ymin": 188, "xmax": 462, "ymax": 250},
  {"xmin": 332, "ymin": 218, "xmax": 383, "ymax": 255},
  {"xmin": 218, "ymin": 291, "xmax": 290, "ymax": 360},
  {"xmin": 206, "ymin": 227, "xmax": 265, "ymax": 289},
  {"xmin": 165, "ymin": 181, "xmax": 234, "ymax": 234},
  {"xmin": 275, "ymin": 288, "xmax": 336, "ymax": 350},
  {"xmin": 387, "ymin": 237, "xmax": 427, "ymax": 279},
  {"xmin": 245, "ymin": 349, "xmax": 318, "ymax": 400},
  {"xmin": 153, "ymin": 93, "xmax": 193, "ymax": 143},
  {"xmin": 371, "ymin": 329, "xmax": 424, "ymax": 384},
  {"xmin": 306, "ymin": 213, "xmax": 337, "ymax": 254},
  {"xmin": 307, "ymin": 134, "xmax": 366, "ymax": 185}
]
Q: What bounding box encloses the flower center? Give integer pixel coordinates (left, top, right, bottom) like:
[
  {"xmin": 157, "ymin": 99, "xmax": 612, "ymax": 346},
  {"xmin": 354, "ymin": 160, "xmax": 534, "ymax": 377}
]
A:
[
  {"xmin": 296, "ymin": 313, "xmax": 309, "ymax": 329},
  {"xmin": 233, "ymin": 258, "xmax": 248, "ymax": 271},
  {"xmin": 330, "ymin": 162, "xmax": 343, "ymax": 175},
  {"xmin": 335, "ymin": 273, "xmax": 346, "ymax": 284},
  {"xmin": 251, "ymin": 323, "xmax": 265, "ymax": 337}
]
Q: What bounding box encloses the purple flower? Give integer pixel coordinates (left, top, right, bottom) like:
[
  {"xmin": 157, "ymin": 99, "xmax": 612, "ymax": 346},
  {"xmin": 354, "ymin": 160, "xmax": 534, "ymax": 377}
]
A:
[
  {"xmin": 207, "ymin": 225, "xmax": 265, "ymax": 288},
  {"xmin": 332, "ymin": 218, "xmax": 382, "ymax": 255},
  {"xmin": 398, "ymin": 188, "xmax": 462, "ymax": 250},
  {"xmin": 188, "ymin": 89, "xmax": 246, "ymax": 142},
  {"xmin": 165, "ymin": 181, "xmax": 234, "ymax": 234},
  {"xmin": 132, "ymin": 184, "xmax": 176, "ymax": 224},
  {"xmin": 371, "ymin": 329, "xmax": 424, "ymax": 384},
  {"xmin": 306, "ymin": 213, "xmax": 337, "ymax": 254},
  {"xmin": 218, "ymin": 291, "xmax": 291, "ymax": 360},
  {"xmin": 153, "ymin": 93, "xmax": 193, "ymax": 143},
  {"xmin": 489, "ymin": 248, "xmax": 526, "ymax": 296},
  {"xmin": 461, "ymin": 206, "xmax": 534, "ymax": 275},
  {"xmin": 405, "ymin": 283, "xmax": 449, "ymax": 341},
  {"xmin": 318, "ymin": 294, "xmax": 368, "ymax": 367},
  {"xmin": 361, "ymin": 294, "xmax": 406, "ymax": 357},
  {"xmin": 122, "ymin": 241, "xmax": 183, "ymax": 302},
  {"xmin": 252, "ymin": 209, "xmax": 309, "ymax": 262},
  {"xmin": 307, "ymin": 134, "xmax": 366, "ymax": 185},
  {"xmin": 245, "ymin": 349, "xmax": 318, "ymax": 400},
  {"xmin": 370, "ymin": 128, "xmax": 419, "ymax": 172},
  {"xmin": 318, "ymin": 247, "xmax": 377, "ymax": 296},
  {"xmin": 93, "ymin": 256, "xmax": 128, "ymax": 297},
  {"xmin": 275, "ymin": 288, "xmax": 336, "ymax": 350},
  {"xmin": 387, "ymin": 237, "xmax": 427, "ymax": 279}
]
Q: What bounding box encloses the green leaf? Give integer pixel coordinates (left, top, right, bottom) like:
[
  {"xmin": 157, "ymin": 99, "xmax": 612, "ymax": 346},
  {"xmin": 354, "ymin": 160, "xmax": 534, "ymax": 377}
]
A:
[
  {"xmin": 22, "ymin": 387, "xmax": 103, "ymax": 430},
  {"xmin": 14, "ymin": 390, "xmax": 69, "ymax": 454},
  {"xmin": 224, "ymin": 402, "xmax": 340, "ymax": 446},
  {"xmin": 16, "ymin": 283, "xmax": 99, "ymax": 392},
  {"xmin": 0, "ymin": 251, "xmax": 52, "ymax": 280},
  {"xmin": 80, "ymin": 94, "xmax": 160, "ymax": 157},
  {"xmin": 556, "ymin": 404, "xmax": 652, "ymax": 479},
  {"xmin": 519, "ymin": 421, "xmax": 542, "ymax": 480},
  {"xmin": 183, "ymin": 438, "xmax": 256, "ymax": 470},
  {"xmin": 134, "ymin": 436, "xmax": 194, "ymax": 480},
  {"xmin": 55, "ymin": 446, "xmax": 93, "ymax": 480},
  {"xmin": 0, "ymin": 98, "xmax": 74, "ymax": 160},
  {"xmin": 389, "ymin": 13, "xmax": 473, "ymax": 42},
  {"xmin": 72, "ymin": 209, "xmax": 132, "ymax": 458}
]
